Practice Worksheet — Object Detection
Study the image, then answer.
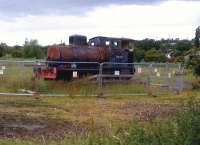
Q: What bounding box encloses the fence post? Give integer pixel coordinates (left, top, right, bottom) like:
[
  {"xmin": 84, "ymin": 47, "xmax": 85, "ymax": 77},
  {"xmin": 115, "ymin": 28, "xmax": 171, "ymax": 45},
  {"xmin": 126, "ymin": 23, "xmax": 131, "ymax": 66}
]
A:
[
  {"xmin": 147, "ymin": 63, "xmax": 152, "ymax": 94},
  {"xmin": 166, "ymin": 63, "xmax": 170, "ymax": 90},
  {"xmin": 0, "ymin": 62, "xmax": 3, "ymax": 81},
  {"xmin": 147, "ymin": 63, "xmax": 152, "ymax": 87},
  {"xmin": 97, "ymin": 63, "xmax": 103, "ymax": 97},
  {"xmin": 176, "ymin": 63, "xmax": 184, "ymax": 93}
]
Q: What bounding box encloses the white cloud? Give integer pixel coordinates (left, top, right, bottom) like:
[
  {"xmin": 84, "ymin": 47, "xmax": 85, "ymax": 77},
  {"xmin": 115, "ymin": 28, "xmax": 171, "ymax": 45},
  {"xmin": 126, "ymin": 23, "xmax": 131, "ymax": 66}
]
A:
[{"xmin": 0, "ymin": 0, "xmax": 199, "ymax": 46}]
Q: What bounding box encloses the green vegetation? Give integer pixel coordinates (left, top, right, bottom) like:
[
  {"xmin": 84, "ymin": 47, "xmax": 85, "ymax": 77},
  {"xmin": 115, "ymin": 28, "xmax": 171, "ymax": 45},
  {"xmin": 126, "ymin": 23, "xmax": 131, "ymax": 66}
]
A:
[
  {"xmin": 0, "ymin": 65, "xmax": 148, "ymax": 95},
  {"xmin": 134, "ymin": 38, "xmax": 194, "ymax": 63},
  {"xmin": 0, "ymin": 27, "xmax": 199, "ymax": 144},
  {"xmin": 24, "ymin": 39, "xmax": 45, "ymax": 59},
  {"xmin": 0, "ymin": 60, "xmax": 199, "ymax": 144},
  {"xmin": 0, "ymin": 36, "xmax": 198, "ymax": 63},
  {"xmin": 0, "ymin": 95, "xmax": 199, "ymax": 145},
  {"xmin": 0, "ymin": 39, "xmax": 45, "ymax": 59},
  {"xmin": 144, "ymin": 48, "xmax": 166, "ymax": 62},
  {"xmin": 195, "ymin": 26, "xmax": 200, "ymax": 48},
  {"xmin": 0, "ymin": 63, "xmax": 179, "ymax": 95}
]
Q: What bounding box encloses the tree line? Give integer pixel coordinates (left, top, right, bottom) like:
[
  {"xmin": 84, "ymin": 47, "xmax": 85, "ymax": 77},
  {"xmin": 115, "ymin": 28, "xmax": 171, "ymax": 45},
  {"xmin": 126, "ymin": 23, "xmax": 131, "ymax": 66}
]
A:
[
  {"xmin": 0, "ymin": 38, "xmax": 198, "ymax": 60},
  {"xmin": 133, "ymin": 38, "xmax": 196, "ymax": 63},
  {"xmin": 0, "ymin": 29, "xmax": 199, "ymax": 64},
  {"xmin": 0, "ymin": 39, "xmax": 47, "ymax": 59},
  {"xmin": 134, "ymin": 26, "xmax": 200, "ymax": 64}
]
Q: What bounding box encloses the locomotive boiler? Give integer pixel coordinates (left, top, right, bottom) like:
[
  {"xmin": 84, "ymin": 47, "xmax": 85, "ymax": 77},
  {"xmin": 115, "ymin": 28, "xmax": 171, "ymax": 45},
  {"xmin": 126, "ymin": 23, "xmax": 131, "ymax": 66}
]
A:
[{"xmin": 35, "ymin": 35, "xmax": 135, "ymax": 80}]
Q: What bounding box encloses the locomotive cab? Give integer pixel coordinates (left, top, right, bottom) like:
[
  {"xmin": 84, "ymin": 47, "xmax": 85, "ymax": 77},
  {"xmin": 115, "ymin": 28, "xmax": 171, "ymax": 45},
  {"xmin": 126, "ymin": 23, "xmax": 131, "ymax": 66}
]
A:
[
  {"xmin": 88, "ymin": 37, "xmax": 135, "ymax": 75},
  {"xmin": 88, "ymin": 37, "xmax": 134, "ymax": 63}
]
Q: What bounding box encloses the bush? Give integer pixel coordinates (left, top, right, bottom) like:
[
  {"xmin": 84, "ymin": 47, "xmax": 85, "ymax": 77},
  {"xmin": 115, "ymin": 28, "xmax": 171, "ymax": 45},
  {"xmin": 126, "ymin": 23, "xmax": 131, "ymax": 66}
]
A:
[
  {"xmin": 0, "ymin": 43, "xmax": 7, "ymax": 57},
  {"xmin": 82, "ymin": 97, "xmax": 200, "ymax": 145},
  {"xmin": 144, "ymin": 48, "xmax": 166, "ymax": 62},
  {"xmin": 174, "ymin": 55, "xmax": 184, "ymax": 63},
  {"xmin": 175, "ymin": 98, "xmax": 200, "ymax": 145},
  {"xmin": 194, "ymin": 63, "xmax": 200, "ymax": 77},
  {"xmin": 23, "ymin": 39, "xmax": 44, "ymax": 59},
  {"xmin": 185, "ymin": 55, "xmax": 200, "ymax": 79},
  {"xmin": 11, "ymin": 49, "xmax": 24, "ymax": 58}
]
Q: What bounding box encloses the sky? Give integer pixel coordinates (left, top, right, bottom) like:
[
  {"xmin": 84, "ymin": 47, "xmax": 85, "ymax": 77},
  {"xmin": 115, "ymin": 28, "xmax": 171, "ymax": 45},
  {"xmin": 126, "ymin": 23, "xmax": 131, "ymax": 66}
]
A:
[{"xmin": 0, "ymin": 0, "xmax": 200, "ymax": 46}]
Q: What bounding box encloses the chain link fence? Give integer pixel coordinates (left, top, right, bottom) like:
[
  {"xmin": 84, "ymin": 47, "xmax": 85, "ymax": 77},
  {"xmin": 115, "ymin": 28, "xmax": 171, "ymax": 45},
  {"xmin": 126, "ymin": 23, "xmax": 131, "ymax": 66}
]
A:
[{"xmin": 0, "ymin": 60, "xmax": 184, "ymax": 97}]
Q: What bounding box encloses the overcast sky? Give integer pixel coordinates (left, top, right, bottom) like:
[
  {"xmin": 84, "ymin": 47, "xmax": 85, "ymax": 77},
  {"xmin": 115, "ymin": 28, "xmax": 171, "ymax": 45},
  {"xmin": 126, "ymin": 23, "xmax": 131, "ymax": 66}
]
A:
[{"xmin": 0, "ymin": 0, "xmax": 200, "ymax": 46}]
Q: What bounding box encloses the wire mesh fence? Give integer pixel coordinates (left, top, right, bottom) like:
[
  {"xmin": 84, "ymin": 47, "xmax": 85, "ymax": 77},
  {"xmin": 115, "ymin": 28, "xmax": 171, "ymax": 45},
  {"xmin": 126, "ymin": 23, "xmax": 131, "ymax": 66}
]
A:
[
  {"xmin": 98, "ymin": 62, "xmax": 184, "ymax": 96},
  {"xmin": 0, "ymin": 60, "xmax": 184, "ymax": 97}
]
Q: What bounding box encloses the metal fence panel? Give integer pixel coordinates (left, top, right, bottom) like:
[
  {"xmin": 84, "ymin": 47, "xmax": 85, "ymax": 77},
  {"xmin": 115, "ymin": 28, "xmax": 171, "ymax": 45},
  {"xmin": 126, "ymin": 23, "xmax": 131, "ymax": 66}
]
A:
[{"xmin": 0, "ymin": 60, "xmax": 184, "ymax": 97}]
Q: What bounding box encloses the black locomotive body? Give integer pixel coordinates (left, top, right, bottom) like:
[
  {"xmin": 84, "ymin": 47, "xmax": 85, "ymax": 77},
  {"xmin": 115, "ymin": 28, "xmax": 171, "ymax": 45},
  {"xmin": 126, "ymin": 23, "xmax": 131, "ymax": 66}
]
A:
[{"xmin": 36, "ymin": 35, "xmax": 135, "ymax": 80}]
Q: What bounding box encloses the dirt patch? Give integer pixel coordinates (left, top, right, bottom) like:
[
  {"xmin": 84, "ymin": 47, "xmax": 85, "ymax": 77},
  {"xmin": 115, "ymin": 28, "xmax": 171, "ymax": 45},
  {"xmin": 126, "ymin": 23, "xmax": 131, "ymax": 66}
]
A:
[
  {"xmin": 0, "ymin": 101, "xmax": 177, "ymax": 139},
  {"xmin": 101, "ymin": 103, "xmax": 113, "ymax": 110},
  {"xmin": 119, "ymin": 101, "xmax": 177, "ymax": 120},
  {"xmin": 136, "ymin": 104, "xmax": 177, "ymax": 120},
  {"xmin": 0, "ymin": 113, "xmax": 88, "ymax": 139}
]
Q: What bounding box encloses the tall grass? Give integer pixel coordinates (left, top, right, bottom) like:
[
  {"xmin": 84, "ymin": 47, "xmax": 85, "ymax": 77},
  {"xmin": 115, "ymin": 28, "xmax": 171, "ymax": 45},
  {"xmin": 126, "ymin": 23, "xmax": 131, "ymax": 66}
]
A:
[
  {"xmin": 1, "ymin": 97, "xmax": 199, "ymax": 145},
  {"xmin": 0, "ymin": 65, "xmax": 149, "ymax": 96},
  {"xmin": 58, "ymin": 97, "xmax": 200, "ymax": 145},
  {"xmin": 83, "ymin": 97, "xmax": 200, "ymax": 145},
  {"xmin": 94, "ymin": 98, "xmax": 200, "ymax": 145}
]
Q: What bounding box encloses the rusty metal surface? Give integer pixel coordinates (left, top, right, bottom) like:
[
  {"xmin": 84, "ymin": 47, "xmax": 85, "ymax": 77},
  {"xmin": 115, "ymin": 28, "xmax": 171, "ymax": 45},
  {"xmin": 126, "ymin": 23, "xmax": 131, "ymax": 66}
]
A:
[
  {"xmin": 47, "ymin": 45, "xmax": 61, "ymax": 60},
  {"xmin": 47, "ymin": 45, "xmax": 108, "ymax": 62}
]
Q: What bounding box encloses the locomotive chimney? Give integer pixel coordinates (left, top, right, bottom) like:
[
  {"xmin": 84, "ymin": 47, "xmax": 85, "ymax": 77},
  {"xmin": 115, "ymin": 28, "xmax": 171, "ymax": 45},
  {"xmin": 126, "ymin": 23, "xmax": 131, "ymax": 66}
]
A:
[{"xmin": 69, "ymin": 35, "xmax": 87, "ymax": 46}]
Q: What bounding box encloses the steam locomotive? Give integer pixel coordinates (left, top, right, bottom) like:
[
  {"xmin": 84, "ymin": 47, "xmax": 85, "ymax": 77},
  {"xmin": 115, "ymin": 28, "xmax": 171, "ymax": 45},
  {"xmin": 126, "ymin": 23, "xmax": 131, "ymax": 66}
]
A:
[{"xmin": 35, "ymin": 35, "xmax": 135, "ymax": 80}]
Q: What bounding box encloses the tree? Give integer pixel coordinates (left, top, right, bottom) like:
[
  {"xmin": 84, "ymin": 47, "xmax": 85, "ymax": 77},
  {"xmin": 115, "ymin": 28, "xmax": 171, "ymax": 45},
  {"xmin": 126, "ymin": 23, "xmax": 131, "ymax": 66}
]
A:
[
  {"xmin": 195, "ymin": 26, "xmax": 200, "ymax": 48},
  {"xmin": 0, "ymin": 43, "xmax": 7, "ymax": 57},
  {"xmin": 23, "ymin": 39, "xmax": 44, "ymax": 59},
  {"xmin": 135, "ymin": 39, "xmax": 161, "ymax": 51},
  {"xmin": 144, "ymin": 48, "xmax": 166, "ymax": 62},
  {"xmin": 11, "ymin": 45, "xmax": 23, "ymax": 58},
  {"xmin": 174, "ymin": 40, "xmax": 192, "ymax": 56},
  {"xmin": 174, "ymin": 55, "xmax": 184, "ymax": 63},
  {"xmin": 134, "ymin": 48, "xmax": 145, "ymax": 62},
  {"xmin": 194, "ymin": 63, "xmax": 200, "ymax": 77}
]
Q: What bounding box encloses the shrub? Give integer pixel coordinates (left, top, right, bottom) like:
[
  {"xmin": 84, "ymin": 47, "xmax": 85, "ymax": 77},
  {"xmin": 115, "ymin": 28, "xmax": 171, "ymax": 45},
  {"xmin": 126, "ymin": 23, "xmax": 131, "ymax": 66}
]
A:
[
  {"xmin": 175, "ymin": 98, "xmax": 200, "ymax": 145},
  {"xmin": 83, "ymin": 97, "xmax": 200, "ymax": 145},
  {"xmin": 144, "ymin": 48, "xmax": 166, "ymax": 62}
]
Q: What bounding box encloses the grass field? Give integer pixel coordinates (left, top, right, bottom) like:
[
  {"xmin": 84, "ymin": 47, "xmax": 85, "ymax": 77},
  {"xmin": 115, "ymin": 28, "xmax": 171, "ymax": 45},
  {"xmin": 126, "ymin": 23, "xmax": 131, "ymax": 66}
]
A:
[
  {"xmin": 0, "ymin": 63, "xmax": 183, "ymax": 95},
  {"xmin": 0, "ymin": 91, "xmax": 199, "ymax": 144},
  {"xmin": 0, "ymin": 63, "xmax": 199, "ymax": 144}
]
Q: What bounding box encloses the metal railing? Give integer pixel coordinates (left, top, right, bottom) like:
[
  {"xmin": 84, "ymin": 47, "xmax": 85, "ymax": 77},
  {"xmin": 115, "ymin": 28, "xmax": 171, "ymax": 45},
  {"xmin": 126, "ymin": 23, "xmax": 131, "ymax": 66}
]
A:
[{"xmin": 0, "ymin": 60, "xmax": 184, "ymax": 97}]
